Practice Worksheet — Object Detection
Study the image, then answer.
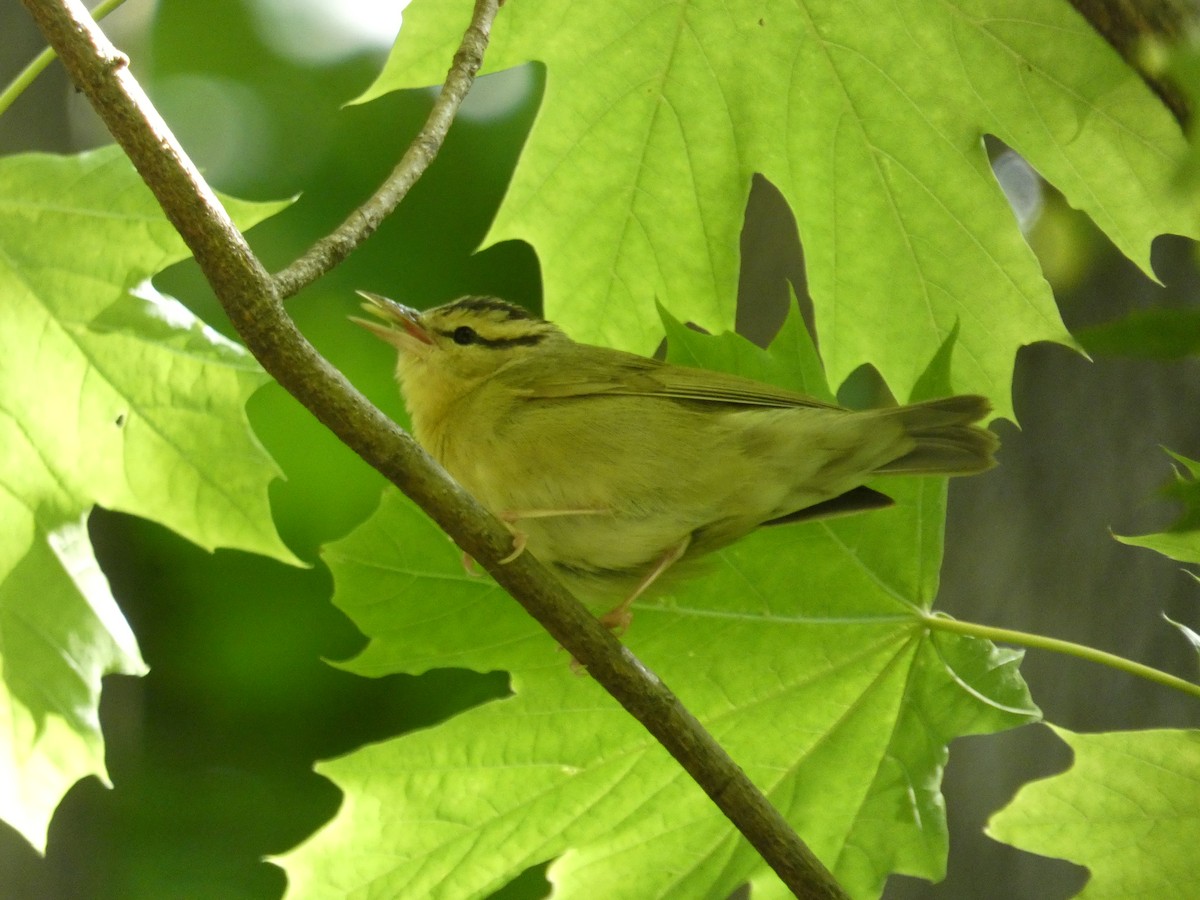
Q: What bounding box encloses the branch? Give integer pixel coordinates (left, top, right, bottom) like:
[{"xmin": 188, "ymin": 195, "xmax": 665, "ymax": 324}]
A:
[{"xmin": 20, "ymin": 0, "xmax": 848, "ymax": 896}]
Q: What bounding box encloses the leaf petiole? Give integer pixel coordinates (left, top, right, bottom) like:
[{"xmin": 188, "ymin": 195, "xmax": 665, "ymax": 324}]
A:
[
  {"xmin": 923, "ymin": 611, "xmax": 1200, "ymax": 701},
  {"xmin": 0, "ymin": 0, "xmax": 130, "ymax": 117}
]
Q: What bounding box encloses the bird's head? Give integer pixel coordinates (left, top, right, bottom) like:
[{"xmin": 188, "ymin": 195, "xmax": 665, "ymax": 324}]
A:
[{"xmin": 353, "ymin": 292, "xmax": 566, "ymax": 414}]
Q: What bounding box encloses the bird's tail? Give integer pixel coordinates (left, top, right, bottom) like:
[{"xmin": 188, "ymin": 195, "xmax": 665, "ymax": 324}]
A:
[{"xmin": 874, "ymin": 395, "xmax": 998, "ymax": 476}]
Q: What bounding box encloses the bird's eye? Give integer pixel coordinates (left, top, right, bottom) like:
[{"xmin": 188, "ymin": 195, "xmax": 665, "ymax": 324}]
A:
[{"xmin": 452, "ymin": 326, "xmax": 477, "ymax": 345}]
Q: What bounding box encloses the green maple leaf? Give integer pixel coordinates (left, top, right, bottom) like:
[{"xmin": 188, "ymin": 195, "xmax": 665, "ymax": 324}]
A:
[
  {"xmin": 362, "ymin": 0, "xmax": 1196, "ymax": 420},
  {"xmin": 1115, "ymin": 451, "xmax": 1200, "ymax": 661},
  {"xmin": 0, "ymin": 147, "xmax": 294, "ymax": 850},
  {"xmin": 281, "ymin": 310, "xmax": 1038, "ymax": 898},
  {"xmin": 988, "ymin": 726, "xmax": 1200, "ymax": 899},
  {"xmin": 1076, "ymin": 309, "xmax": 1200, "ymax": 360},
  {"xmin": 1116, "ymin": 450, "xmax": 1200, "ymax": 565}
]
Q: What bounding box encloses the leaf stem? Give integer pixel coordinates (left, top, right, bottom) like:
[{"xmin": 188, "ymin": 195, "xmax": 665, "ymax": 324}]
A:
[
  {"xmin": 923, "ymin": 612, "xmax": 1200, "ymax": 701},
  {"xmin": 0, "ymin": 0, "xmax": 128, "ymax": 117}
]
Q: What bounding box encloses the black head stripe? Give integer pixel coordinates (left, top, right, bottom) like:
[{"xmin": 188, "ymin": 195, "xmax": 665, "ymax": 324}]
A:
[{"xmin": 446, "ymin": 296, "xmax": 538, "ymax": 322}]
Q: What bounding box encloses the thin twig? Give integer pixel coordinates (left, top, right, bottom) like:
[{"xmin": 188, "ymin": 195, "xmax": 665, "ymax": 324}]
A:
[
  {"xmin": 272, "ymin": 1, "xmax": 497, "ymax": 299},
  {"xmin": 19, "ymin": 1, "xmax": 848, "ymax": 896}
]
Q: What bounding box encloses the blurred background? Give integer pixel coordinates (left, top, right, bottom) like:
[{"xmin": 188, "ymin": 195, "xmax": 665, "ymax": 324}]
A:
[{"xmin": 2, "ymin": 1, "xmax": 1199, "ymax": 898}]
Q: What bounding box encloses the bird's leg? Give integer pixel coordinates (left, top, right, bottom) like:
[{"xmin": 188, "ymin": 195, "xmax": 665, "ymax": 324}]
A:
[
  {"xmin": 497, "ymin": 508, "xmax": 609, "ymax": 564},
  {"xmin": 598, "ymin": 535, "xmax": 691, "ymax": 634}
]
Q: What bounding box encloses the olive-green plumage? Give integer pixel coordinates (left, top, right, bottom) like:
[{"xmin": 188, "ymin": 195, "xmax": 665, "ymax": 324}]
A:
[{"xmin": 354, "ymin": 292, "xmax": 997, "ymax": 629}]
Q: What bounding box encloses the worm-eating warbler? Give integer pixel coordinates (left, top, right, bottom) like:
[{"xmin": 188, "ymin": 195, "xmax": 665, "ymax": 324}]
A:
[{"xmin": 354, "ymin": 292, "xmax": 997, "ymax": 631}]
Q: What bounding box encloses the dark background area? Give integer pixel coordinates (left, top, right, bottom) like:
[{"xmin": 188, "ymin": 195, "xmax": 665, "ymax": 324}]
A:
[{"xmin": 3, "ymin": 2, "xmax": 1199, "ymax": 898}]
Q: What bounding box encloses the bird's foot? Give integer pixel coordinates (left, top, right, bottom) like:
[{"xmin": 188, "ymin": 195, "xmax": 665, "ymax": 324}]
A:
[
  {"xmin": 597, "ymin": 600, "xmax": 634, "ymax": 636},
  {"xmin": 498, "ymin": 526, "xmax": 528, "ymax": 564},
  {"xmin": 460, "ymin": 551, "xmax": 482, "ymax": 576},
  {"xmin": 495, "ymin": 508, "xmax": 610, "ymax": 564}
]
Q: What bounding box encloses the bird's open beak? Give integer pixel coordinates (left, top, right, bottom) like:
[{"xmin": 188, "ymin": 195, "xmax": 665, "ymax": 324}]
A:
[{"xmin": 351, "ymin": 290, "xmax": 435, "ymax": 351}]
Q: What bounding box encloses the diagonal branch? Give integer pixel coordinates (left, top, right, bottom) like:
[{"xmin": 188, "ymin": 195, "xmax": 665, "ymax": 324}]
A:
[{"xmin": 19, "ymin": 0, "xmax": 848, "ymax": 897}]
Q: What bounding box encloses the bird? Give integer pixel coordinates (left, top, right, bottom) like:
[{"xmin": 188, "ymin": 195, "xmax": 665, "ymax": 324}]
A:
[{"xmin": 353, "ymin": 291, "xmax": 997, "ymax": 632}]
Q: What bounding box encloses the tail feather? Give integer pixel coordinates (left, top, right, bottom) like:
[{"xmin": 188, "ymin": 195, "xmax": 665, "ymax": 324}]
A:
[{"xmin": 874, "ymin": 396, "xmax": 998, "ymax": 476}]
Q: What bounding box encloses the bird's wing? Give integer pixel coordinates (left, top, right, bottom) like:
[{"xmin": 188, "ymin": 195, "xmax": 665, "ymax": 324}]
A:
[{"xmin": 497, "ymin": 344, "xmax": 842, "ymax": 410}]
